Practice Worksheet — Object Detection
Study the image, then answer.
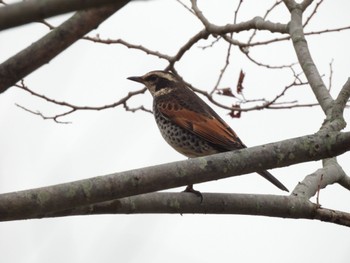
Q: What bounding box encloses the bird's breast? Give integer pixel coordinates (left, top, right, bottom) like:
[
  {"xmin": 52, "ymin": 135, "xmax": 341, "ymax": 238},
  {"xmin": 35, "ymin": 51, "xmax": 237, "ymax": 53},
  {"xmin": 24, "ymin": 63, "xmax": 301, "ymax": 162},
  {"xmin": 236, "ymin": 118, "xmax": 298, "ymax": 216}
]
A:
[{"xmin": 153, "ymin": 103, "xmax": 219, "ymax": 157}]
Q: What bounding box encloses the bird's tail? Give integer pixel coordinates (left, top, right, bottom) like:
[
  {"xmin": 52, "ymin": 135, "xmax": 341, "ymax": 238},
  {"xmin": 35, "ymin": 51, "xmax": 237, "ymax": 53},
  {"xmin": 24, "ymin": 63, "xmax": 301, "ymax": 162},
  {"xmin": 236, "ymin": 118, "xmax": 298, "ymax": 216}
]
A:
[{"xmin": 257, "ymin": 170, "xmax": 289, "ymax": 192}]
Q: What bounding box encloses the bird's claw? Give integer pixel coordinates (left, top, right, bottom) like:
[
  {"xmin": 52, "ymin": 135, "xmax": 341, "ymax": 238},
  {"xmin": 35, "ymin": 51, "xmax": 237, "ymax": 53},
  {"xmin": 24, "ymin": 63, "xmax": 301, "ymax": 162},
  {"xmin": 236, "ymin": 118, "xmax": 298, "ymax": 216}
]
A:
[{"xmin": 183, "ymin": 185, "xmax": 203, "ymax": 203}]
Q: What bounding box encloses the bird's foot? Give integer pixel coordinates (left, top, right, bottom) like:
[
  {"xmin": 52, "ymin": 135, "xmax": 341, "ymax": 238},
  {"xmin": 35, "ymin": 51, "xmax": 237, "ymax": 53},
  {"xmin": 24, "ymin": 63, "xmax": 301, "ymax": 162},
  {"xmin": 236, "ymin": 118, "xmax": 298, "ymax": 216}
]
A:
[{"xmin": 183, "ymin": 185, "xmax": 203, "ymax": 203}]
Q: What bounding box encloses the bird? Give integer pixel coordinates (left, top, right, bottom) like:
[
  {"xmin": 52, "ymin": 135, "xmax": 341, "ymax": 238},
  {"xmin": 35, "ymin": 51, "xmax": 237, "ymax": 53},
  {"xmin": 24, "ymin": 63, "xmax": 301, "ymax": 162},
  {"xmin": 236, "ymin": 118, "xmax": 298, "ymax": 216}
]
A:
[{"xmin": 127, "ymin": 70, "xmax": 288, "ymax": 198}]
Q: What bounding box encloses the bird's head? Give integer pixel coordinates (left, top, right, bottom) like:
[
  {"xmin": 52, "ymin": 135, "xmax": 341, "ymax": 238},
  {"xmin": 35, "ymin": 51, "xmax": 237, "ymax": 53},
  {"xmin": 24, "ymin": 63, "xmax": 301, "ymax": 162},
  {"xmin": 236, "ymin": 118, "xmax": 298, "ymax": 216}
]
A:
[{"xmin": 127, "ymin": 70, "xmax": 181, "ymax": 97}]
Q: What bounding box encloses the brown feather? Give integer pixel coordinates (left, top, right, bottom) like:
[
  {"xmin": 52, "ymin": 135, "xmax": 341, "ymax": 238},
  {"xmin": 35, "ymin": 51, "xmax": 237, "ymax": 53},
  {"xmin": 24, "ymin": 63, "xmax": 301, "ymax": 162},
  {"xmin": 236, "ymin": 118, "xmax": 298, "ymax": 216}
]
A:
[{"xmin": 157, "ymin": 101, "xmax": 244, "ymax": 151}]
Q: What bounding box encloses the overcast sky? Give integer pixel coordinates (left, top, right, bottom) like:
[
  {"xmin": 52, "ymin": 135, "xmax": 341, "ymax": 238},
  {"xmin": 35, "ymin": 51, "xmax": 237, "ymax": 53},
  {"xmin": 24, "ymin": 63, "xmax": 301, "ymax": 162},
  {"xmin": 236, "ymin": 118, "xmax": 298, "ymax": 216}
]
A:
[{"xmin": 0, "ymin": 1, "xmax": 349, "ymax": 262}]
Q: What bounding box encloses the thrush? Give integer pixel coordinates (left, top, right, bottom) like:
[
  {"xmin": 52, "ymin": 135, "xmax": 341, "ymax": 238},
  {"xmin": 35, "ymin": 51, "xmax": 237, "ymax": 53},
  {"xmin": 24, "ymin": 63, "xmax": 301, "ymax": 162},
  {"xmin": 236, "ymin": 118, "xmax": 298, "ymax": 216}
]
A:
[{"xmin": 128, "ymin": 70, "xmax": 288, "ymax": 197}]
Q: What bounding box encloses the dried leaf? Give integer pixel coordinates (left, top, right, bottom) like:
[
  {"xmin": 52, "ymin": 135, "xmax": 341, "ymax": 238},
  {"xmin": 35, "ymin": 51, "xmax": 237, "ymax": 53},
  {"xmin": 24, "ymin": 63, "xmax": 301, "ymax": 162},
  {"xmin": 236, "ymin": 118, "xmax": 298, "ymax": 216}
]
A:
[
  {"xmin": 228, "ymin": 104, "xmax": 241, "ymax": 118},
  {"xmin": 236, "ymin": 70, "xmax": 245, "ymax": 94},
  {"xmin": 216, "ymin": 87, "xmax": 235, "ymax": 97}
]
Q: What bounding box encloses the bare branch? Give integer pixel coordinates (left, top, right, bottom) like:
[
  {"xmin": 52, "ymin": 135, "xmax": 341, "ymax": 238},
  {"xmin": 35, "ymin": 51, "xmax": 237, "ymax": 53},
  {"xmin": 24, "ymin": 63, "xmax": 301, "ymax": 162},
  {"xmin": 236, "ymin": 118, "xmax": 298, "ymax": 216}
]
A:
[
  {"xmin": 85, "ymin": 30, "xmax": 211, "ymax": 76},
  {"xmin": 0, "ymin": 3, "xmax": 128, "ymax": 94},
  {"xmin": 261, "ymin": 78, "xmax": 308, "ymax": 108},
  {"xmin": 84, "ymin": 35, "xmax": 172, "ymax": 61},
  {"xmin": 191, "ymin": 0, "xmax": 288, "ymax": 35},
  {"xmin": 283, "ymin": 0, "xmax": 313, "ymax": 12},
  {"xmin": 11, "ymin": 192, "xmax": 350, "ymax": 227},
  {"xmin": 267, "ymin": 102, "xmax": 319, "ymax": 109},
  {"xmin": 300, "ymin": 0, "xmax": 315, "ymax": 11},
  {"xmin": 239, "ymin": 45, "xmax": 297, "ymax": 69},
  {"xmin": 38, "ymin": 19, "xmax": 56, "ymax": 30},
  {"xmin": 287, "ymin": 4, "xmax": 333, "ymax": 114},
  {"xmin": 208, "ymin": 0, "xmax": 247, "ymax": 96},
  {"xmin": 174, "ymin": 0, "xmax": 195, "ymax": 15},
  {"xmin": 181, "ymin": 75, "xmax": 316, "ymax": 114},
  {"xmin": 339, "ymin": 174, "xmax": 350, "ymax": 191},
  {"xmin": 223, "ymin": 26, "xmax": 350, "ymax": 48},
  {"xmin": 334, "ymin": 78, "xmax": 350, "ymax": 115},
  {"xmin": 15, "ymin": 104, "xmax": 73, "ymax": 124},
  {"xmin": 165, "ymin": 29, "xmax": 210, "ymax": 70},
  {"xmin": 0, "ymin": 131, "xmax": 349, "ymax": 221},
  {"xmin": 303, "ymin": 0, "xmax": 324, "ymax": 28},
  {"xmin": 233, "ymin": 0, "xmax": 244, "ymax": 24},
  {"xmin": 123, "ymin": 102, "xmax": 152, "ymax": 114},
  {"xmin": 315, "ymin": 173, "xmax": 323, "ymax": 207},
  {"xmin": 305, "ymin": 25, "xmax": 350, "ymax": 36},
  {"xmin": 0, "ymin": 0, "xmax": 131, "ymax": 30},
  {"xmin": 15, "ymin": 81, "xmax": 148, "ymax": 122},
  {"xmin": 198, "ymin": 36, "xmax": 222, "ymax": 49},
  {"xmin": 210, "ymin": 42, "xmax": 233, "ymax": 95},
  {"xmin": 292, "ymin": 158, "xmax": 346, "ymax": 199},
  {"xmin": 247, "ymin": 0, "xmax": 283, "ymax": 44},
  {"xmin": 328, "ymin": 59, "xmax": 334, "ymax": 91}
]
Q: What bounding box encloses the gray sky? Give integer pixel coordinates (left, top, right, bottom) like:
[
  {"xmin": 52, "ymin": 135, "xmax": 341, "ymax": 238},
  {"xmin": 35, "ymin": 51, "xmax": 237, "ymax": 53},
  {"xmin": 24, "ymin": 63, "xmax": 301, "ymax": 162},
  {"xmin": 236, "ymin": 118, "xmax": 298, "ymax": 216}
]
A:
[{"xmin": 0, "ymin": 0, "xmax": 349, "ymax": 262}]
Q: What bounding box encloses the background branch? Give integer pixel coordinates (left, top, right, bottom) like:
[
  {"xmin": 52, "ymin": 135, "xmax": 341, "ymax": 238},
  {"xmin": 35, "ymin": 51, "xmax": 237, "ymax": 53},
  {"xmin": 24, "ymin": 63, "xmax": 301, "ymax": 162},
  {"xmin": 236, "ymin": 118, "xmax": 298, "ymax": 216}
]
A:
[
  {"xmin": 287, "ymin": 4, "xmax": 333, "ymax": 114},
  {"xmin": 15, "ymin": 81, "xmax": 148, "ymax": 122},
  {"xmin": 0, "ymin": 0, "xmax": 132, "ymax": 30},
  {"xmin": 0, "ymin": 2, "xmax": 128, "ymax": 94}
]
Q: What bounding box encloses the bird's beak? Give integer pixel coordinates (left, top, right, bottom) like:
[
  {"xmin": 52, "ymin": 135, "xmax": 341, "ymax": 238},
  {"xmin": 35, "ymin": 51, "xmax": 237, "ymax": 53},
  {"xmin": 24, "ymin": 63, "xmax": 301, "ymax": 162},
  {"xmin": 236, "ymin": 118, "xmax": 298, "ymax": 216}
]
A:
[{"xmin": 127, "ymin": 76, "xmax": 144, "ymax": 83}]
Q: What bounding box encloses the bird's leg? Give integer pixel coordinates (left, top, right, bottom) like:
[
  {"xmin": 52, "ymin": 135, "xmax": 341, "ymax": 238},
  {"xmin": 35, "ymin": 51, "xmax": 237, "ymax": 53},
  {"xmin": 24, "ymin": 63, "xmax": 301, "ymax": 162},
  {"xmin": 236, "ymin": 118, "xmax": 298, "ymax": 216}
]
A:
[{"xmin": 183, "ymin": 184, "xmax": 203, "ymax": 202}]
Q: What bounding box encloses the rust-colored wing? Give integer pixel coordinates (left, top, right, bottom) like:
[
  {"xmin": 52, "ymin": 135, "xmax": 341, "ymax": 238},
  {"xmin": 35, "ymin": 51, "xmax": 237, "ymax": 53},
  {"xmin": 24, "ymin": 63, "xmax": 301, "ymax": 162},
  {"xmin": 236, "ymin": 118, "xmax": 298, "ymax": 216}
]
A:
[{"xmin": 156, "ymin": 99, "xmax": 244, "ymax": 151}]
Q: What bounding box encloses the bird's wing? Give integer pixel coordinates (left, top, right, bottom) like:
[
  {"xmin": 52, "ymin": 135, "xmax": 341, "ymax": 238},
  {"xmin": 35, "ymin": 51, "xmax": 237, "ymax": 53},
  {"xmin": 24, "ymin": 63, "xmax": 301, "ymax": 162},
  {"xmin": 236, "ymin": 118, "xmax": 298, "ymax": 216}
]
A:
[{"xmin": 156, "ymin": 100, "xmax": 244, "ymax": 150}]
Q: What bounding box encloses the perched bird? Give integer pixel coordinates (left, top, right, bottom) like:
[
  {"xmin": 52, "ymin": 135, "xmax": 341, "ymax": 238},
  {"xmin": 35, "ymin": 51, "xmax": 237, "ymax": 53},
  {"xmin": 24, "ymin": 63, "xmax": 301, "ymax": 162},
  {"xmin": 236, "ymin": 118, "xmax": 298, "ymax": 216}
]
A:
[{"xmin": 128, "ymin": 70, "xmax": 288, "ymax": 197}]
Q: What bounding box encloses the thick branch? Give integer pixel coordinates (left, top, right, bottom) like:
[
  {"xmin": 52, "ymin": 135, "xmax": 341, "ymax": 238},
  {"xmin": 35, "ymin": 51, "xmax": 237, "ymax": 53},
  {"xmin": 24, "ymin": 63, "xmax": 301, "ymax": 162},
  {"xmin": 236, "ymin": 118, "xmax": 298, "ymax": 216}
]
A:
[
  {"xmin": 0, "ymin": 0, "xmax": 131, "ymax": 30},
  {"xmin": 292, "ymin": 158, "xmax": 346, "ymax": 199},
  {"xmin": 0, "ymin": 131, "xmax": 349, "ymax": 221},
  {"xmin": 287, "ymin": 5, "xmax": 333, "ymax": 114},
  {"xmin": 4, "ymin": 192, "xmax": 350, "ymax": 227},
  {"xmin": 42, "ymin": 192, "xmax": 350, "ymax": 227},
  {"xmin": 0, "ymin": 2, "xmax": 128, "ymax": 94},
  {"xmin": 319, "ymin": 78, "xmax": 350, "ymax": 133},
  {"xmin": 339, "ymin": 174, "xmax": 350, "ymax": 191},
  {"xmin": 26, "ymin": 193, "xmax": 317, "ymax": 218},
  {"xmin": 334, "ymin": 78, "xmax": 350, "ymax": 118}
]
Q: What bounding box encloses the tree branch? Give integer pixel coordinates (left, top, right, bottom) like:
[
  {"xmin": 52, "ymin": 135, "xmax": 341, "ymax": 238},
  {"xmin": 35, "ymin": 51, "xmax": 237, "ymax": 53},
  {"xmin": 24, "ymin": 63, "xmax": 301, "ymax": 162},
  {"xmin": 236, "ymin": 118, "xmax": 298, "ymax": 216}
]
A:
[
  {"xmin": 292, "ymin": 158, "xmax": 346, "ymax": 199},
  {"xmin": 0, "ymin": 131, "xmax": 350, "ymax": 221},
  {"xmin": 334, "ymin": 78, "xmax": 350, "ymax": 118},
  {"xmin": 191, "ymin": 0, "xmax": 288, "ymax": 35},
  {"xmin": 339, "ymin": 174, "xmax": 350, "ymax": 191},
  {"xmin": 0, "ymin": 0, "xmax": 132, "ymax": 30},
  {"xmin": 4, "ymin": 192, "xmax": 350, "ymax": 227},
  {"xmin": 84, "ymin": 35, "xmax": 172, "ymax": 61},
  {"xmin": 0, "ymin": 2, "xmax": 128, "ymax": 94},
  {"xmin": 286, "ymin": 3, "xmax": 333, "ymax": 114},
  {"xmin": 303, "ymin": 0, "xmax": 324, "ymax": 28},
  {"xmin": 319, "ymin": 78, "xmax": 350, "ymax": 133},
  {"xmin": 15, "ymin": 81, "xmax": 148, "ymax": 122}
]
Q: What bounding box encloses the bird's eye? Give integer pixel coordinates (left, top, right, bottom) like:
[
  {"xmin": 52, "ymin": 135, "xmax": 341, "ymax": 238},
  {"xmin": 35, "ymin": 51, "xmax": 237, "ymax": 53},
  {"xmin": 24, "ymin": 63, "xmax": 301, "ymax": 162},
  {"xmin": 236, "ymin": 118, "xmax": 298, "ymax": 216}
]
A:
[{"xmin": 146, "ymin": 75, "xmax": 157, "ymax": 82}]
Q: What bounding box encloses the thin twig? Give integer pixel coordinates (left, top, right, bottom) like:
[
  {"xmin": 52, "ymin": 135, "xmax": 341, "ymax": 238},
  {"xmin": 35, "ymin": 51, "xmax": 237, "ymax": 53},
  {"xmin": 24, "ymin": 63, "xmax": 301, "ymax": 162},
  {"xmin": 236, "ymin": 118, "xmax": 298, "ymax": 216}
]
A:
[
  {"xmin": 224, "ymin": 25, "xmax": 350, "ymax": 48},
  {"xmin": 84, "ymin": 35, "xmax": 172, "ymax": 60},
  {"xmin": 303, "ymin": 0, "xmax": 324, "ymax": 28},
  {"xmin": 15, "ymin": 104, "xmax": 73, "ymax": 124},
  {"xmin": 316, "ymin": 174, "xmax": 323, "ymax": 207},
  {"xmin": 247, "ymin": 0, "xmax": 283, "ymax": 44},
  {"xmin": 175, "ymin": 0, "xmax": 195, "ymax": 15},
  {"xmin": 241, "ymin": 46, "xmax": 297, "ymax": 69},
  {"xmin": 233, "ymin": 0, "xmax": 243, "ymax": 24},
  {"xmin": 209, "ymin": 0, "xmax": 244, "ymax": 96},
  {"xmin": 198, "ymin": 36, "xmax": 221, "ymax": 49},
  {"xmin": 328, "ymin": 59, "xmax": 334, "ymax": 92},
  {"xmin": 15, "ymin": 81, "xmax": 148, "ymax": 122}
]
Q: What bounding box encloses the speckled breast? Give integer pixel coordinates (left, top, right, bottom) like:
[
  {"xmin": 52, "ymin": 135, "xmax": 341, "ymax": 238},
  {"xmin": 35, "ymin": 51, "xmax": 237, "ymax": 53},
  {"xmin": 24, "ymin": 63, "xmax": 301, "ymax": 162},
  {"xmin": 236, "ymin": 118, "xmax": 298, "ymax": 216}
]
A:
[{"xmin": 153, "ymin": 104, "xmax": 218, "ymax": 158}]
